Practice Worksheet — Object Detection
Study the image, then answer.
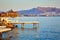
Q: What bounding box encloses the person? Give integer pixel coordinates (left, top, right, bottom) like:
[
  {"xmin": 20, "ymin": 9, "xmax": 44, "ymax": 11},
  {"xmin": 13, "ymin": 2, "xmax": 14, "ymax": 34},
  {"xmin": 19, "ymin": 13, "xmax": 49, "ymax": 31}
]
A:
[
  {"xmin": 15, "ymin": 25, "xmax": 18, "ymax": 28},
  {"xmin": 1, "ymin": 18, "xmax": 15, "ymax": 30},
  {"xmin": 2, "ymin": 19, "xmax": 7, "ymax": 26}
]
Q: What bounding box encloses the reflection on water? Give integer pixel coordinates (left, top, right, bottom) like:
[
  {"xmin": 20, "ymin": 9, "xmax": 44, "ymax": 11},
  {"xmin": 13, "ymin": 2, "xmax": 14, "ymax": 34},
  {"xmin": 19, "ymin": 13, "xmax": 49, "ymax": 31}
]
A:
[
  {"xmin": 2, "ymin": 17, "xmax": 60, "ymax": 40},
  {"xmin": 2, "ymin": 28, "xmax": 60, "ymax": 40},
  {"xmin": 2, "ymin": 28, "xmax": 39, "ymax": 40}
]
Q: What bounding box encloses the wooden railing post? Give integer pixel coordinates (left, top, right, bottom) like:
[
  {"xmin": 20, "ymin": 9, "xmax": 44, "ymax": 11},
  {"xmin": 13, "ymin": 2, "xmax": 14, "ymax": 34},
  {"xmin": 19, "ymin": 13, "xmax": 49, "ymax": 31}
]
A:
[
  {"xmin": 21, "ymin": 23, "xmax": 24, "ymax": 29},
  {"xmin": 0, "ymin": 32, "xmax": 2, "ymax": 40},
  {"xmin": 33, "ymin": 23, "xmax": 38, "ymax": 29}
]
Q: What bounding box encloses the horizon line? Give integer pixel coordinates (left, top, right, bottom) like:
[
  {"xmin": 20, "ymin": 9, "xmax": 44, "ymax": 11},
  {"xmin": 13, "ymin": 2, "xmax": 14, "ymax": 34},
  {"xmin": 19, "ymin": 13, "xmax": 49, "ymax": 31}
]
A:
[{"xmin": 0, "ymin": 6, "xmax": 60, "ymax": 12}]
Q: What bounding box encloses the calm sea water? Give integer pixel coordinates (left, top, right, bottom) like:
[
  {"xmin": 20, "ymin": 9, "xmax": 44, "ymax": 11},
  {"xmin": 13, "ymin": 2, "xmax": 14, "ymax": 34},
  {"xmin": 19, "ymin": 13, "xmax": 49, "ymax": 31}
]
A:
[{"xmin": 3, "ymin": 17, "xmax": 60, "ymax": 40}]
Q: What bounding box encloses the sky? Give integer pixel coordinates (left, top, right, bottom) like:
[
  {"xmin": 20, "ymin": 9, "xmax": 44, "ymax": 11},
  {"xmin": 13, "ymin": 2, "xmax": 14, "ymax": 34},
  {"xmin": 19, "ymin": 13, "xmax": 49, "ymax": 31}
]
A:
[{"xmin": 0, "ymin": 0, "xmax": 60, "ymax": 11}]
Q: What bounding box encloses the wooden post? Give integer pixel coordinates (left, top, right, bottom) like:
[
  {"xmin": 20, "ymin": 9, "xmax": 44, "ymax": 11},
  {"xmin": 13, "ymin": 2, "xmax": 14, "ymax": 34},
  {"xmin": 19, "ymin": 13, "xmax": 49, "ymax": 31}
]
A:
[
  {"xmin": 0, "ymin": 32, "xmax": 2, "ymax": 40},
  {"xmin": 33, "ymin": 23, "xmax": 38, "ymax": 29},
  {"xmin": 21, "ymin": 23, "xmax": 24, "ymax": 29}
]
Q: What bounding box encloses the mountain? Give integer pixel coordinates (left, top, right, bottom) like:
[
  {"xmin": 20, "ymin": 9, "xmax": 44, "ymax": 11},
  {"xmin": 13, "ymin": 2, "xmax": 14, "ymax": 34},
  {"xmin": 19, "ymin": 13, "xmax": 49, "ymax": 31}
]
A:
[
  {"xmin": 0, "ymin": 7, "xmax": 60, "ymax": 16},
  {"xmin": 18, "ymin": 8, "xmax": 44, "ymax": 15},
  {"xmin": 18, "ymin": 7, "xmax": 60, "ymax": 15}
]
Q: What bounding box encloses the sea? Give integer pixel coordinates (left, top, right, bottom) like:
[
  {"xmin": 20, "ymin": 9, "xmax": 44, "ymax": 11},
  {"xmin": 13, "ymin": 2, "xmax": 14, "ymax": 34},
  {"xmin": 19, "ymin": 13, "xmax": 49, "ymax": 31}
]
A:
[{"xmin": 2, "ymin": 17, "xmax": 60, "ymax": 40}]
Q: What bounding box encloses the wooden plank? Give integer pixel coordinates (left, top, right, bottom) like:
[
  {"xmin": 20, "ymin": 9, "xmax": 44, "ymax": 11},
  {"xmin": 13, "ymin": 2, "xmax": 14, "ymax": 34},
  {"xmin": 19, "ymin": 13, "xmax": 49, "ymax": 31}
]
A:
[
  {"xmin": 0, "ymin": 28, "xmax": 11, "ymax": 32},
  {"xmin": 7, "ymin": 21, "xmax": 39, "ymax": 24},
  {"xmin": 0, "ymin": 26, "xmax": 6, "ymax": 28}
]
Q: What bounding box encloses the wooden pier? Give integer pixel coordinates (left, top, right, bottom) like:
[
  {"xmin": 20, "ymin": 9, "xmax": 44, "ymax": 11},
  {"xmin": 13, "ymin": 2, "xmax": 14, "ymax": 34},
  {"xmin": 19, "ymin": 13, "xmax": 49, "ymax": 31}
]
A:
[
  {"xmin": 7, "ymin": 21, "xmax": 39, "ymax": 29},
  {"xmin": 0, "ymin": 27, "xmax": 11, "ymax": 40}
]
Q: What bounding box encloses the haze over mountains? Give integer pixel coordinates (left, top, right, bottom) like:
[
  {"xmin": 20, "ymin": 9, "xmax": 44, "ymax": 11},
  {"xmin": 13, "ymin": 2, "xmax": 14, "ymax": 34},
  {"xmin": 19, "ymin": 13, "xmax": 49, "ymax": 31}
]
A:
[
  {"xmin": 18, "ymin": 7, "xmax": 60, "ymax": 15},
  {"xmin": 0, "ymin": 7, "xmax": 60, "ymax": 16}
]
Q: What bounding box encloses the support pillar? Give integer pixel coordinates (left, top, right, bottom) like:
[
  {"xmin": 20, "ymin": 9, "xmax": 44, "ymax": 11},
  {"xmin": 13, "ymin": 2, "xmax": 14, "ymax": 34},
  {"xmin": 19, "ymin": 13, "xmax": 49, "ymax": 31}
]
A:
[
  {"xmin": 33, "ymin": 23, "xmax": 38, "ymax": 29},
  {"xmin": 21, "ymin": 23, "xmax": 24, "ymax": 29},
  {"xmin": 0, "ymin": 32, "xmax": 2, "ymax": 40}
]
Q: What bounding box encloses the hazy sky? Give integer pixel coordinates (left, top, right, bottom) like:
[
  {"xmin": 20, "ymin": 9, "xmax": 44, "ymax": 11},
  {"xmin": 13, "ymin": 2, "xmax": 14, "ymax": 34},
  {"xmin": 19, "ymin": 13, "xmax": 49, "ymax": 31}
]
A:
[{"xmin": 0, "ymin": 0, "xmax": 60, "ymax": 11}]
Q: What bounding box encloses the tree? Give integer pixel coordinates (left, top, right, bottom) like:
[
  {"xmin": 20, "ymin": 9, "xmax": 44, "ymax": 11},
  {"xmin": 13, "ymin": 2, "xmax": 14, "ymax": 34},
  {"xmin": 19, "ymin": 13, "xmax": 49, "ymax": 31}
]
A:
[{"xmin": 7, "ymin": 9, "xmax": 19, "ymax": 18}]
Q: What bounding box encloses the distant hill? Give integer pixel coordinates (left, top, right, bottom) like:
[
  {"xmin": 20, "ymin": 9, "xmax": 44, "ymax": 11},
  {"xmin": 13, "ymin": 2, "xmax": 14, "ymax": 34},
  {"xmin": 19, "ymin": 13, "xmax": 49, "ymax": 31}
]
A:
[
  {"xmin": 0, "ymin": 7, "xmax": 60, "ymax": 16},
  {"xmin": 18, "ymin": 7, "xmax": 60, "ymax": 15}
]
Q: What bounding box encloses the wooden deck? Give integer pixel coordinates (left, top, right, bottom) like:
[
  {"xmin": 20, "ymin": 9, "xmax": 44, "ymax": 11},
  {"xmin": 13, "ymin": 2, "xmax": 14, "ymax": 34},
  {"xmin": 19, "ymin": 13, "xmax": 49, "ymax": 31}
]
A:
[
  {"xmin": 7, "ymin": 21, "xmax": 39, "ymax": 29},
  {"xmin": 0, "ymin": 21, "xmax": 39, "ymax": 29},
  {"xmin": 0, "ymin": 28, "xmax": 11, "ymax": 32},
  {"xmin": 7, "ymin": 21, "xmax": 39, "ymax": 24},
  {"xmin": 0, "ymin": 27, "xmax": 11, "ymax": 40}
]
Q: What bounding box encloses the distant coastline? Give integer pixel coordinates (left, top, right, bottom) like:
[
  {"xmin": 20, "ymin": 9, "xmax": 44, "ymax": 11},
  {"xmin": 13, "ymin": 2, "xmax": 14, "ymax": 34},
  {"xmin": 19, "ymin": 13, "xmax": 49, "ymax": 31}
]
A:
[{"xmin": 0, "ymin": 7, "xmax": 60, "ymax": 17}]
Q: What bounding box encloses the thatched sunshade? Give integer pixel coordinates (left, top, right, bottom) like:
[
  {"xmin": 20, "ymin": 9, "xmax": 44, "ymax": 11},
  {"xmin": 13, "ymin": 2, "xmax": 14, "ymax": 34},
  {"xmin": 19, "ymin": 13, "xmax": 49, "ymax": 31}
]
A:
[{"xmin": 7, "ymin": 10, "xmax": 19, "ymax": 18}]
